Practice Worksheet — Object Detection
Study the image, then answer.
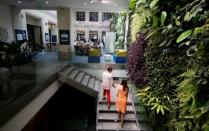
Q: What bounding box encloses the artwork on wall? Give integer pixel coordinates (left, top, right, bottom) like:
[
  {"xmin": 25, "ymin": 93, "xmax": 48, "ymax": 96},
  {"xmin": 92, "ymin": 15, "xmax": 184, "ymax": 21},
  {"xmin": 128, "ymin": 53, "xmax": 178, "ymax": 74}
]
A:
[
  {"xmin": 45, "ymin": 33, "xmax": 49, "ymax": 42},
  {"xmin": 15, "ymin": 29, "xmax": 27, "ymax": 43},
  {"xmin": 59, "ymin": 30, "xmax": 70, "ymax": 45},
  {"xmin": 0, "ymin": 28, "xmax": 9, "ymax": 42}
]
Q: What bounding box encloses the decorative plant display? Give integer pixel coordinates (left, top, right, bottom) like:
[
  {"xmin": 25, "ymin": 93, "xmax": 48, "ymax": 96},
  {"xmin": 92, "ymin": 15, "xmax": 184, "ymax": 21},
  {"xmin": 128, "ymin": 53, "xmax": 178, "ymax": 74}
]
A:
[
  {"xmin": 128, "ymin": 33, "xmax": 146, "ymax": 87},
  {"xmin": 110, "ymin": 12, "xmax": 126, "ymax": 49},
  {"xmin": 128, "ymin": 0, "xmax": 209, "ymax": 130},
  {"xmin": 0, "ymin": 41, "xmax": 32, "ymax": 68},
  {"xmin": 110, "ymin": 14, "xmax": 118, "ymax": 32}
]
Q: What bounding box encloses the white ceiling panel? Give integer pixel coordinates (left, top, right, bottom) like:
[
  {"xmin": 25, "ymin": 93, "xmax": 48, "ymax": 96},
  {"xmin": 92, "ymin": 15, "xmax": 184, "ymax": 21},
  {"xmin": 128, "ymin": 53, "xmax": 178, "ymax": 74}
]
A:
[{"xmin": 0, "ymin": 0, "xmax": 128, "ymax": 10}]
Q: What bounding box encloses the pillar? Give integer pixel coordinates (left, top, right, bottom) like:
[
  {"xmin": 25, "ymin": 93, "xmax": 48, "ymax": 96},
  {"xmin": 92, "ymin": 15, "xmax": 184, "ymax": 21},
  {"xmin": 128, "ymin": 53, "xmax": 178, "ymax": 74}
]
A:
[{"xmin": 57, "ymin": 7, "xmax": 71, "ymax": 60}]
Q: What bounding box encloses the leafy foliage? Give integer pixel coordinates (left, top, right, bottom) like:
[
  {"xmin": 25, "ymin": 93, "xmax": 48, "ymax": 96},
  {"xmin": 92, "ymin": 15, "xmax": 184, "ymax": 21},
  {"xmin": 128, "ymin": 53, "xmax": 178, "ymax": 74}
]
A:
[
  {"xmin": 114, "ymin": 12, "xmax": 126, "ymax": 49},
  {"xmin": 0, "ymin": 41, "xmax": 32, "ymax": 68},
  {"xmin": 128, "ymin": 0, "xmax": 209, "ymax": 130},
  {"xmin": 128, "ymin": 33, "xmax": 147, "ymax": 87}
]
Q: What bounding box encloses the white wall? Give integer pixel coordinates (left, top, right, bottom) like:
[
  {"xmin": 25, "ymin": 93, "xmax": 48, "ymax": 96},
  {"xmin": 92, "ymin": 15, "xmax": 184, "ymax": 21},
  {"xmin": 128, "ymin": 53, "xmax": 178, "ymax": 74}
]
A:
[
  {"xmin": 0, "ymin": 2, "xmax": 14, "ymax": 42},
  {"xmin": 24, "ymin": 10, "xmax": 57, "ymax": 25},
  {"xmin": 11, "ymin": 8, "xmax": 27, "ymax": 31},
  {"xmin": 26, "ymin": 15, "xmax": 41, "ymax": 26},
  {"xmin": 24, "ymin": 10, "xmax": 58, "ymax": 45}
]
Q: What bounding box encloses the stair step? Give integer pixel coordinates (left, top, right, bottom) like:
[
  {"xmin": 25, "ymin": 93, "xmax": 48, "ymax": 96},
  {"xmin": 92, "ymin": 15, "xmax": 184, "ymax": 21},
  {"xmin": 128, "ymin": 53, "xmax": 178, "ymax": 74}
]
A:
[
  {"xmin": 98, "ymin": 118, "xmax": 136, "ymax": 122},
  {"xmin": 97, "ymin": 121, "xmax": 138, "ymax": 130},
  {"xmin": 98, "ymin": 104, "xmax": 133, "ymax": 111},
  {"xmin": 88, "ymin": 77, "xmax": 96, "ymax": 89},
  {"xmin": 94, "ymin": 80, "xmax": 100, "ymax": 91},
  {"xmin": 98, "ymin": 104, "xmax": 134, "ymax": 113},
  {"xmin": 81, "ymin": 75, "xmax": 90, "ymax": 85},
  {"xmin": 74, "ymin": 72, "xmax": 85, "ymax": 83},
  {"xmin": 98, "ymin": 112, "xmax": 136, "ymax": 122},
  {"xmin": 69, "ymin": 69, "xmax": 79, "ymax": 79},
  {"xmin": 99, "ymin": 101, "xmax": 132, "ymax": 105},
  {"xmin": 61, "ymin": 66, "xmax": 74, "ymax": 76}
]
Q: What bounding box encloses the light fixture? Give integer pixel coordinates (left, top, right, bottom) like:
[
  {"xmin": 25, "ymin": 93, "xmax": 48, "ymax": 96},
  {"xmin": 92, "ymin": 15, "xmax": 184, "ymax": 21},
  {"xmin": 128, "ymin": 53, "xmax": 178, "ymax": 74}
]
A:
[
  {"xmin": 84, "ymin": 0, "xmax": 114, "ymax": 6},
  {"xmin": 101, "ymin": 0, "xmax": 111, "ymax": 4},
  {"xmin": 45, "ymin": 1, "xmax": 49, "ymax": 4},
  {"xmin": 17, "ymin": 1, "xmax": 22, "ymax": 4}
]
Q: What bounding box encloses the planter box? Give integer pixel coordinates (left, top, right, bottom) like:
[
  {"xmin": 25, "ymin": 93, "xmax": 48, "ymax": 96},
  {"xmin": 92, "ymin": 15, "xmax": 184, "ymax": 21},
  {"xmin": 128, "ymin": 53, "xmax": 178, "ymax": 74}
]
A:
[
  {"xmin": 113, "ymin": 54, "xmax": 127, "ymax": 63},
  {"xmin": 88, "ymin": 56, "xmax": 100, "ymax": 63}
]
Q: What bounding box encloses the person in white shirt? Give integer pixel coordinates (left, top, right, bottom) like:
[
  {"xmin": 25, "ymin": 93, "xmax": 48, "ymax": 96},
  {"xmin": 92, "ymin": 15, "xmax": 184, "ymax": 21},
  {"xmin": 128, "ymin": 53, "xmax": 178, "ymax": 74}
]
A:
[{"xmin": 101, "ymin": 67, "xmax": 115, "ymax": 109}]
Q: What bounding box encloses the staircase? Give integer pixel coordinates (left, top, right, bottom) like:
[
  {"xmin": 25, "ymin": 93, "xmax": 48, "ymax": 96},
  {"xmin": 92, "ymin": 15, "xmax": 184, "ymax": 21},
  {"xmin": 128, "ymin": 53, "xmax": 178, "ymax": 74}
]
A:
[
  {"xmin": 96, "ymin": 82, "xmax": 152, "ymax": 131},
  {"xmin": 58, "ymin": 65, "xmax": 100, "ymax": 98},
  {"xmin": 97, "ymin": 101, "xmax": 139, "ymax": 131},
  {"xmin": 58, "ymin": 64, "xmax": 152, "ymax": 131}
]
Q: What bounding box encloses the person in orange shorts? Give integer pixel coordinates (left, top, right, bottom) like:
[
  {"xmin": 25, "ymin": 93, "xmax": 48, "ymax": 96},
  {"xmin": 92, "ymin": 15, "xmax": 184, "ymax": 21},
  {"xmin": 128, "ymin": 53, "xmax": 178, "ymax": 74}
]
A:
[{"xmin": 115, "ymin": 79, "xmax": 129, "ymax": 128}]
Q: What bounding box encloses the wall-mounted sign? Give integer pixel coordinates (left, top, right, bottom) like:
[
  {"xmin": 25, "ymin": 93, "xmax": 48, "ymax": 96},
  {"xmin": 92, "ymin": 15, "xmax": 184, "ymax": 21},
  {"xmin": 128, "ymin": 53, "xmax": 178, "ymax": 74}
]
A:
[
  {"xmin": 59, "ymin": 30, "xmax": 70, "ymax": 45},
  {"xmin": 15, "ymin": 29, "xmax": 27, "ymax": 43},
  {"xmin": 45, "ymin": 33, "xmax": 49, "ymax": 42}
]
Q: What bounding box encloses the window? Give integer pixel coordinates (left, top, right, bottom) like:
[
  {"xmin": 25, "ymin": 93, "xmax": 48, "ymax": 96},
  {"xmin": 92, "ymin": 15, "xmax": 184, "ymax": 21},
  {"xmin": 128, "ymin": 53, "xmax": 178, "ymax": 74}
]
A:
[
  {"xmin": 89, "ymin": 12, "xmax": 98, "ymax": 22},
  {"xmin": 89, "ymin": 31, "xmax": 98, "ymax": 42},
  {"xmin": 76, "ymin": 12, "xmax": 85, "ymax": 21},
  {"xmin": 76, "ymin": 30, "xmax": 85, "ymax": 41},
  {"xmin": 102, "ymin": 12, "xmax": 113, "ymax": 21}
]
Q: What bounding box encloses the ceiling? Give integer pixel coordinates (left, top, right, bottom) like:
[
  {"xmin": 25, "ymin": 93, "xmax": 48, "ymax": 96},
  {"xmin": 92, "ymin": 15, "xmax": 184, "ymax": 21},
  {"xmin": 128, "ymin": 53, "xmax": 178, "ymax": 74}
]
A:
[{"xmin": 0, "ymin": 0, "xmax": 129, "ymax": 10}]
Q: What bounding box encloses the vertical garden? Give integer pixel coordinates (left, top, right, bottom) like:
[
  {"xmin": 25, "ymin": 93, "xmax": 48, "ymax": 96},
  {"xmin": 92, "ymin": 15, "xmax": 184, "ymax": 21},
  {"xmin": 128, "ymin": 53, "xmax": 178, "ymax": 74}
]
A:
[{"xmin": 128, "ymin": 0, "xmax": 209, "ymax": 130}]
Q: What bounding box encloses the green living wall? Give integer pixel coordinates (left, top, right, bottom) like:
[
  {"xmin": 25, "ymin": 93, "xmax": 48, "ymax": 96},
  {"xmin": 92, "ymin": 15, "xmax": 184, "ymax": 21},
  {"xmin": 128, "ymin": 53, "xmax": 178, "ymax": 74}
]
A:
[
  {"xmin": 128, "ymin": 0, "xmax": 209, "ymax": 130},
  {"xmin": 110, "ymin": 12, "xmax": 126, "ymax": 49}
]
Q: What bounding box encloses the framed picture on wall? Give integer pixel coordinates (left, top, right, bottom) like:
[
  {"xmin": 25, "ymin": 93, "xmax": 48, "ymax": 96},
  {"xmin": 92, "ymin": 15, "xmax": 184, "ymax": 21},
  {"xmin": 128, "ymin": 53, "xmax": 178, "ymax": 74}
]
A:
[
  {"xmin": 15, "ymin": 29, "xmax": 26, "ymax": 43},
  {"xmin": 59, "ymin": 30, "xmax": 70, "ymax": 45},
  {"xmin": 45, "ymin": 33, "xmax": 49, "ymax": 42}
]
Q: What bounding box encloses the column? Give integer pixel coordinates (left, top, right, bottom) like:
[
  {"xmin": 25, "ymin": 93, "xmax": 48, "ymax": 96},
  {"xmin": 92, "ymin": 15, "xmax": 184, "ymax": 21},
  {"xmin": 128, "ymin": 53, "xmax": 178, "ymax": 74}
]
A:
[{"xmin": 57, "ymin": 7, "xmax": 71, "ymax": 60}]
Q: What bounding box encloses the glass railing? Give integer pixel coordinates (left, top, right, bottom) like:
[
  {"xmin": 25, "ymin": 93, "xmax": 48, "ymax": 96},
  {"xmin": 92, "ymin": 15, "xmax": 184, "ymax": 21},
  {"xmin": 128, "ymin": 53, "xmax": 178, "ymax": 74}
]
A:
[{"xmin": 0, "ymin": 43, "xmax": 68, "ymax": 127}]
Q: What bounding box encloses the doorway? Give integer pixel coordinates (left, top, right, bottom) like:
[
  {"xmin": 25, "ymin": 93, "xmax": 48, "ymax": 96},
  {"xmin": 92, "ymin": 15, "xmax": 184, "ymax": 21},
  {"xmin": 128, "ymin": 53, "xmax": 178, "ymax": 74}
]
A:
[{"xmin": 27, "ymin": 24, "xmax": 43, "ymax": 51}]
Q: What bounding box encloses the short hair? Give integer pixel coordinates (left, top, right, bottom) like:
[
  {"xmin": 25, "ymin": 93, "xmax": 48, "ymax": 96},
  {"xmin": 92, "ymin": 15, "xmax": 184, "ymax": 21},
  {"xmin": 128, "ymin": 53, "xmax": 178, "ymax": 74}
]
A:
[{"xmin": 107, "ymin": 67, "xmax": 112, "ymax": 72}]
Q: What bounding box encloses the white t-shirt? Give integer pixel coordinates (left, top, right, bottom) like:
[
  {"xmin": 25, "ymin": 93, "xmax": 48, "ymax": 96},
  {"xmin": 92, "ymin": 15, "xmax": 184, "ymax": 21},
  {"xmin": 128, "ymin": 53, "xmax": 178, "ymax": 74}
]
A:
[{"xmin": 102, "ymin": 71, "xmax": 113, "ymax": 90}]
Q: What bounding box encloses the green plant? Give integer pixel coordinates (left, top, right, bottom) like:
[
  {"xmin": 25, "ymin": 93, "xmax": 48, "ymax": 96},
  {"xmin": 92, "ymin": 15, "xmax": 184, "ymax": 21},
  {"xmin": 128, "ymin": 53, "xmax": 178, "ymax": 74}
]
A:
[
  {"xmin": 128, "ymin": 0, "xmax": 209, "ymax": 130},
  {"xmin": 114, "ymin": 12, "xmax": 126, "ymax": 49}
]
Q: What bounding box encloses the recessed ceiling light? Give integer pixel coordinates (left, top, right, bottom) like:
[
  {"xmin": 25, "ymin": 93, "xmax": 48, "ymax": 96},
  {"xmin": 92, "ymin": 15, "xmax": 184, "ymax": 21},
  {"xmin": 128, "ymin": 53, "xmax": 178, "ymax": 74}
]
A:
[
  {"xmin": 45, "ymin": 1, "xmax": 49, "ymax": 4},
  {"xmin": 17, "ymin": 1, "xmax": 22, "ymax": 4},
  {"xmin": 114, "ymin": 3, "xmax": 118, "ymax": 6},
  {"xmin": 101, "ymin": 0, "xmax": 111, "ymax": 4},
  {"xmin": 90, "ymin": 0, "xmax": 94, "ymax": 3}
]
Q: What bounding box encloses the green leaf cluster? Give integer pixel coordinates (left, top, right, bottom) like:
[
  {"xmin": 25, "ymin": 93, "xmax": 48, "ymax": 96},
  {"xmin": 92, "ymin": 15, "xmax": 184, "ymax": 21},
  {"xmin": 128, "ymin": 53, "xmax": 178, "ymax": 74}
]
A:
[{"xmin": 128, "ymin": 0, "xmax": 209, "ymax": 130}]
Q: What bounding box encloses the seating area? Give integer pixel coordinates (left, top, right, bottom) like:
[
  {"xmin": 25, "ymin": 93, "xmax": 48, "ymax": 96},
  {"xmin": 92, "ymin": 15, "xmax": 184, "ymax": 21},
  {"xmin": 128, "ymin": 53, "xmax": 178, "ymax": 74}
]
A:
[{"xmin": 74, "ymin": 40, "xmax": 102, "ymax": 56}]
